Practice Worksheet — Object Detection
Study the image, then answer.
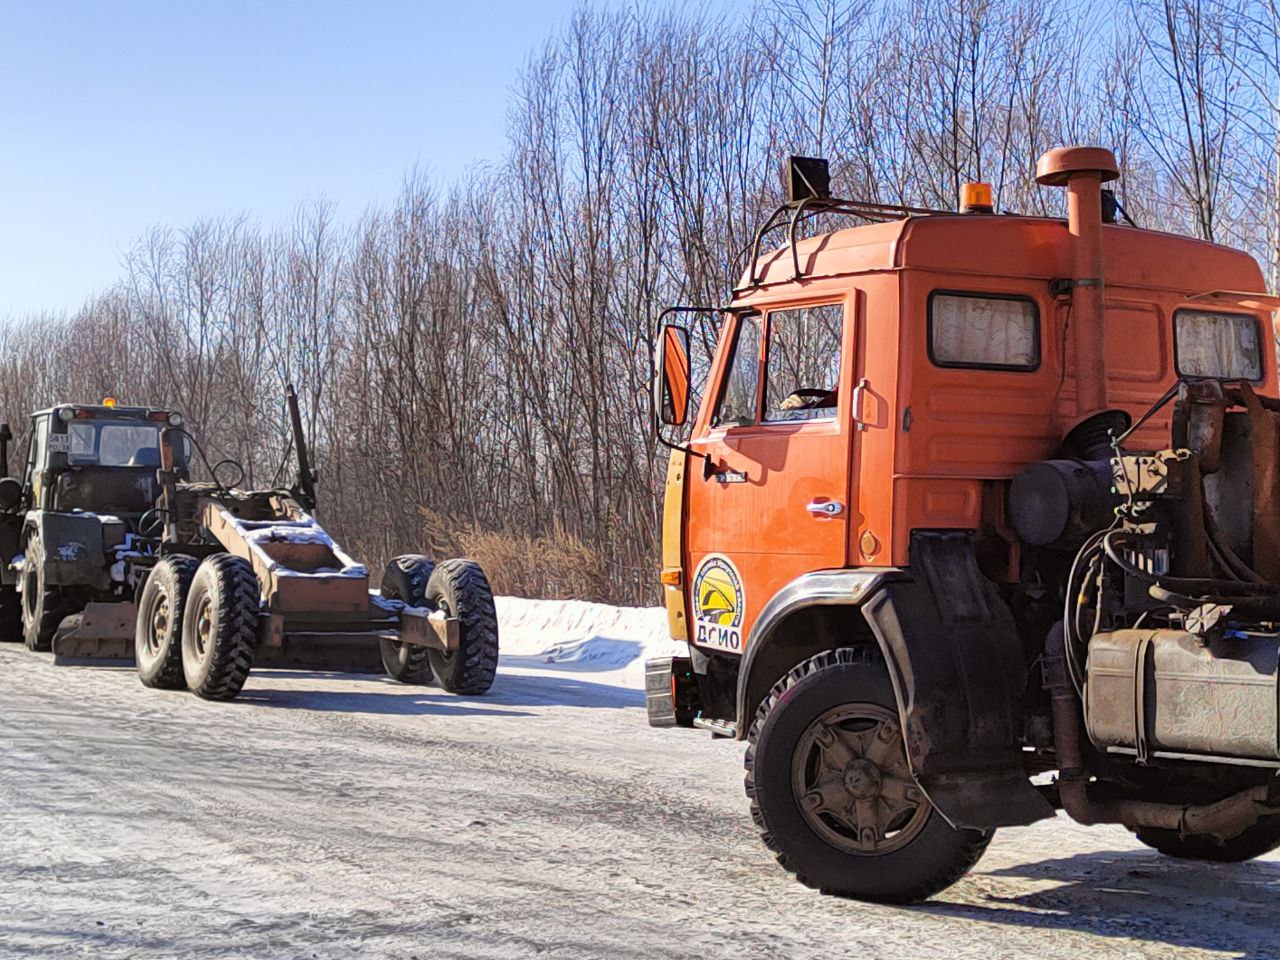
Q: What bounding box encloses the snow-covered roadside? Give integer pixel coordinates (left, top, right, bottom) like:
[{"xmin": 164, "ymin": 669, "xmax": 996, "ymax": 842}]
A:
[{"xmin": 495, "ymin": 595, "xmax": 686, "ymax": 689}]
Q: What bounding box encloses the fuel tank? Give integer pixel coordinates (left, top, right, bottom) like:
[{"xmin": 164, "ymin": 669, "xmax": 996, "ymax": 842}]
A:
[{"xmin": 1085, "ymin": 628, "xmax": 1280, "ymax": 762}]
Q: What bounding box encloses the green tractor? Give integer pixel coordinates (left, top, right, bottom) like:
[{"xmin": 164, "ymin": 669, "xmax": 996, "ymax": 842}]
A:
[{"xmin": 1, "ymin": 401, "xmax": 188, "ymax": 652}]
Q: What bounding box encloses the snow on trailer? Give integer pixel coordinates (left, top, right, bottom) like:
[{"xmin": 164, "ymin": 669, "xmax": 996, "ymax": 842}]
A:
[{"xmin": 196, "ymin": 492, "xmax": 462, "ymax": 671}]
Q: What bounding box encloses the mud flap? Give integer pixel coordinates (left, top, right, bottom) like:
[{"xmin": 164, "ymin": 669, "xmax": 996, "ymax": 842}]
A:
[
  {"xmin": 860, "ymin": 532, "xmax": 1055, "ymax": 830},
  {"xmin": 51, "ymin": 602, "xmax": 138, "ymax": 665}
]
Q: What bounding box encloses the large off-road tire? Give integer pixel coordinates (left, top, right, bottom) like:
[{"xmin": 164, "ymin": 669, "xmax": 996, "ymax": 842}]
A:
[
  {"xmin": 1134, "ymin": 817, "xmax": 1280, "ymax": 862},
  {"xmin": 21, "ymin": 534, "xmax": 87, "ymax": 652},
  {"xmin": 745, "ymin": 648, "xmax": 993, "ymax": 904},
  {"xmin": 424, "ymin": 559, "xmax": 498, "ymax": 695},
  {"xmin": 0, "ymin": 584, "xmax": 22, "ymax": 642},
  {"xmin": 181, "ymin": 554, "xmax": 259, "ymax": 701},
  {"xmin": 135, "ymin": 556, "xmax": 199, "ymax": 689},
  {"xmin": 378, "ymin": 554, "xmax": 435, "ymax": 684}
]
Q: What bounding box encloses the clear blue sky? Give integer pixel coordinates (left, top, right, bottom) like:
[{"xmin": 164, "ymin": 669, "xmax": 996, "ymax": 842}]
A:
[{"xmin": 0, "ymin": 0, "xmax": 615, "ymax": 317}]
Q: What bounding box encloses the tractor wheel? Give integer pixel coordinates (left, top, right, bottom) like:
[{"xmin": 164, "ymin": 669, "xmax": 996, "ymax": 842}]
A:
[
  {"xmin": 0, "ymin": 584, "xmax": 21, "ymax": 642},
  {"xmin": 182, "ymin": 554, "xmax": 259, "ymax": 701},
  {"xmin": 1134, "ymin": 817, "xmax": 1280, "ymax": 862},
  {"xmin": 135, "ymin": 556, "xmax": 199, "ymax": 689},
  {"xmin": 21, "ymin": 534, "xmax": 87, "ymax": 652},
  {"xmin": 744, "ymin": 648, "xmax": 993, "ymax": 904},
  {"xmin": 378, "ymin": 554, "xmax": 435, "ymax": 684},
  {"xmin": 424, "ymin": 559, "xmax": 498, "ymax": 695}
]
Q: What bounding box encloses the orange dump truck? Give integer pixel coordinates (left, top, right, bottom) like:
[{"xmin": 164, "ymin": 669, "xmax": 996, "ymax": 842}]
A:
[{"xmin": 650, "ymin": 146, "xmax": 1280, "ymax": 902}]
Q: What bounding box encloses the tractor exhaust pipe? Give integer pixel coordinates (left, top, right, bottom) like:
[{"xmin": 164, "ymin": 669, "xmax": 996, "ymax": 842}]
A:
[
  {"xmin": 1035, "ymin": 147, "xmax": 1120, "ymax": 422},
  {"xmin": 1043, "ymin": 624, "xmax": 1277, "ymax": 841}
]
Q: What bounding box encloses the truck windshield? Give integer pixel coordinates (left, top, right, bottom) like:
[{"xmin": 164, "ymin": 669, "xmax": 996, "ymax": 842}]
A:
[{"xmin": 67, "ymin": 421, "xmax": 163, "ymax": 467}]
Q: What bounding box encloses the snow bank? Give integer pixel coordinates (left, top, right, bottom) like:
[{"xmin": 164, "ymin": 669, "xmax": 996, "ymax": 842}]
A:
[{"xmin": 496, "ymin": 596, "xmax": 686, "ymax": 686}]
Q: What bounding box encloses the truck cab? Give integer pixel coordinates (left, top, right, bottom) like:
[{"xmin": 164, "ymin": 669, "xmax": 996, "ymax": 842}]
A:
[{"xmin": 650, "ymin": 147, "xmax": 1280, "ymax": 902}]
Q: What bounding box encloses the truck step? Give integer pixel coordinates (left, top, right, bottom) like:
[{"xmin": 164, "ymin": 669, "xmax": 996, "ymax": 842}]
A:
[{"xmin": 692, "ymin": 715, "xmax": 737, "ymax": 738}]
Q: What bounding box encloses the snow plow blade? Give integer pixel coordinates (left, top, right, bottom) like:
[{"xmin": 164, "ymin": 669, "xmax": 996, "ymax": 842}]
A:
[{"xmin": 51, "ymin": 602, "xmax": 138, "ymax": 665}]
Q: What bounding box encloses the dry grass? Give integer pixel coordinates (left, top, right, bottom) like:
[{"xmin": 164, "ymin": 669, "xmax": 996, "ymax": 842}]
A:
[{"xmin": 421, "ymin": 509, "xmax": 611, "ymax": 601}]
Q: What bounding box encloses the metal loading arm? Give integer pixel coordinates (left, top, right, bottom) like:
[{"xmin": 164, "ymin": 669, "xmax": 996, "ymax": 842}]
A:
[{"xmin": 286, "ymin": 384, "xmax": 317, "ymax": 511}]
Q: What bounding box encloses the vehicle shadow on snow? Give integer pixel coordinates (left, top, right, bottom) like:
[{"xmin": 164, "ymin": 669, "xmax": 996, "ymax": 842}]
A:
[
  {"xmin": 240, "ymin": 666, "xmax": 642, "ymax": 713},
  {"xmin": 234, "ymin": 686, "xmax": 537, "ymax": 718},
  {"xmin": 487, "ymin": 665, "xmax": 644, "ymax": 709},
  {"xmin": 922, "ymin": 848, "xmax": 1280, "ymax": 957}
]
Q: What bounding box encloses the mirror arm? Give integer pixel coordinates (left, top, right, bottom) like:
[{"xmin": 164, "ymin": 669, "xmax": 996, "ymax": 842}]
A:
[
  {"xmin": 653, "ymin": 305, "xmax": 716, "ymax": 460},
  {"xmin": 655, "ymin": 428, "xmax": 709, "ymax": 462}
]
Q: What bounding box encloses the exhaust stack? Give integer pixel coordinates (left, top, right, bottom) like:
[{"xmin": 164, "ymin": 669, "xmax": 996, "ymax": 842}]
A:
[{"xmin": 1035, "ymin": 146, "xmax": 1120, "ymax": 421}]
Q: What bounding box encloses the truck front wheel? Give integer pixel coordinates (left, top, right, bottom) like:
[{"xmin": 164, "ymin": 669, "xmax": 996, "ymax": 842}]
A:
[{"xmin": 744, "ymin": 648, "xmax": 992, "ymax": 903}]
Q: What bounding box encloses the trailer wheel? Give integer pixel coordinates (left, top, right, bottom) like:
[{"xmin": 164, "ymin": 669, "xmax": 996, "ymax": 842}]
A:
[
  {"xmin": 135, "ymin": 556, "xmax": 199, "ymax": 689},
  {"xmin": 745, "ymin": 648, "xmax": 992, "ymax": 904},
  {"xmin": 182, "ymin": 554, "xmax": 259, "ymax": 701},
  {"xmin": 425, "ymin": 559, "xmax": 498, "ymax": 695},
  {"xmin": 21, "ymin": 534, "xmax": 87, "ymax": 652},
  {"xmin": 378, "ymin": 554, "xmax": 435, "ymax": 684},
  {"xmin": 1134, "ymin": 817, "xmax": 1280, "ymax": 862},
  {"xmin": 0, "ymin": 584, "xmax": 21, "ymax": 642}
]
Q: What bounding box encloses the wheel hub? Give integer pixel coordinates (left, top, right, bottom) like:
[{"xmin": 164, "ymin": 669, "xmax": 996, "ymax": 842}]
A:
[
  {"xmin": 149, "ymin": 596, "xmax": 170, "ymax": 654},
  {"xmin": 792, "ymin": 702, "xmax": 930, "ymax": 855},
  {"xmin": 842, "ymin": 759, "xmax": 882, "ymax": 799},
  {"xmin": 194, "ymin": 597, "xmax": 213, "ymax": 656}
]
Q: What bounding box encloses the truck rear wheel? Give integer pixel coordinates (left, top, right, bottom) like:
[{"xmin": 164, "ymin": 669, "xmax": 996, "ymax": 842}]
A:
[
  {"xmin": 135, "ymin": 556, "xmax": 199, "ymax": 689},
  {"xmin": 378, "ymin": 554, "xmax": 435, "ymax": 684},
  {"xmin": 424, "ymin": 559, "xmax": 498, "ymax": 695},
  {"xmin": 21, "ymin": 534, "xmax": 86, "ymax": 652},
  {"xmin": 182, "ymin": 554, "xmax": 259, "ymax": 701},
  {"xmin": 745, "ymin": 648, "xmax": 992, "ymax": 903},
  {"xmin": 1134, "ymin": 817, "xmax": 1280, "ymax": 862}
]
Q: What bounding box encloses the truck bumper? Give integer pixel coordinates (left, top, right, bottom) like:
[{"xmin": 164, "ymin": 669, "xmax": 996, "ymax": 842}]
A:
[{"xmin": 645, "ymin": 656, "xmax": 697, "ymax": 727}]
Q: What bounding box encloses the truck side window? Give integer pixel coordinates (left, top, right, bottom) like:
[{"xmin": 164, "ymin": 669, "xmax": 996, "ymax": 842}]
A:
[
  {"xmin": 764, "ymin": 304, "xmax": 843, "ymax": 421},
  {"xmin": 1174, "ymin": 309, "xmax": 1262, "ymax": 380},
  {"xmin": 929, "ymin": 292, "xmax": 1039, "ymax": 370},
  {"xmin": 713, "ymin": 314, "xmax": 763, "ymax": 426}
]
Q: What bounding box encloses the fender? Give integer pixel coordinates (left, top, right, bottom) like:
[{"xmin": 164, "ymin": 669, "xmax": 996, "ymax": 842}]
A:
[
  {"xmin": 734, "ymin": 566, "xmax": 899, "ymax": 733},
  {"xmin": 735, "ymin": 531, "xmax": 1054, "ymax": 830},
  {"xmin": 25, "ymin": 511, "xmax": 110, "ymax": 590}
]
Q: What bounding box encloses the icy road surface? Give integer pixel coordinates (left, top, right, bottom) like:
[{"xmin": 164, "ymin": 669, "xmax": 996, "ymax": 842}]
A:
[{"xmin": 2, "ymin": 642, "xmax": 1278, "ymax": 959}]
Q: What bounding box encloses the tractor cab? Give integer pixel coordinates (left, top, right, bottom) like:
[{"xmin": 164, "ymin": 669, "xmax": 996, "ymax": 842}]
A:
[
  {"xmin": 5, "ymin": 401, "xmax": 190, "ymax": 652},
  {"xmin": 23, "ymin": 402, "xmax": 188, "ymax": 520}
]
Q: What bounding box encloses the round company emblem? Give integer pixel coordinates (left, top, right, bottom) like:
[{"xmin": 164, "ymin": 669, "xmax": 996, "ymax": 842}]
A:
[{"xmin": 691, "ymin": 555, "xmax": 745, "ymax": 653}]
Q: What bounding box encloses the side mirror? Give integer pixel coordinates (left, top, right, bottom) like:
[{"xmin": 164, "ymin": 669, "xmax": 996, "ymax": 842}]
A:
[{"xmin": 654, "ymin": 324, "xmax": 691, "ymax": 428}]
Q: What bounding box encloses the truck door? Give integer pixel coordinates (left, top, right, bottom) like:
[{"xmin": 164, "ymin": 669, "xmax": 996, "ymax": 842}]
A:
[{"xmin": 685, "ymin": 296, "xmax": 855, "ymax": 656}]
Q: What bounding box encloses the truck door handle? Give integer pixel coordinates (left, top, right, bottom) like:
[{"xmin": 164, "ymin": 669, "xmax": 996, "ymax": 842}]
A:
[
  {"xmin": 806, "ymin": 499, "xmax": 844, "ymax": 518},
  {"xmin": 851, "ymin": 377, "xmax": 870, "ymax": 431}
]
